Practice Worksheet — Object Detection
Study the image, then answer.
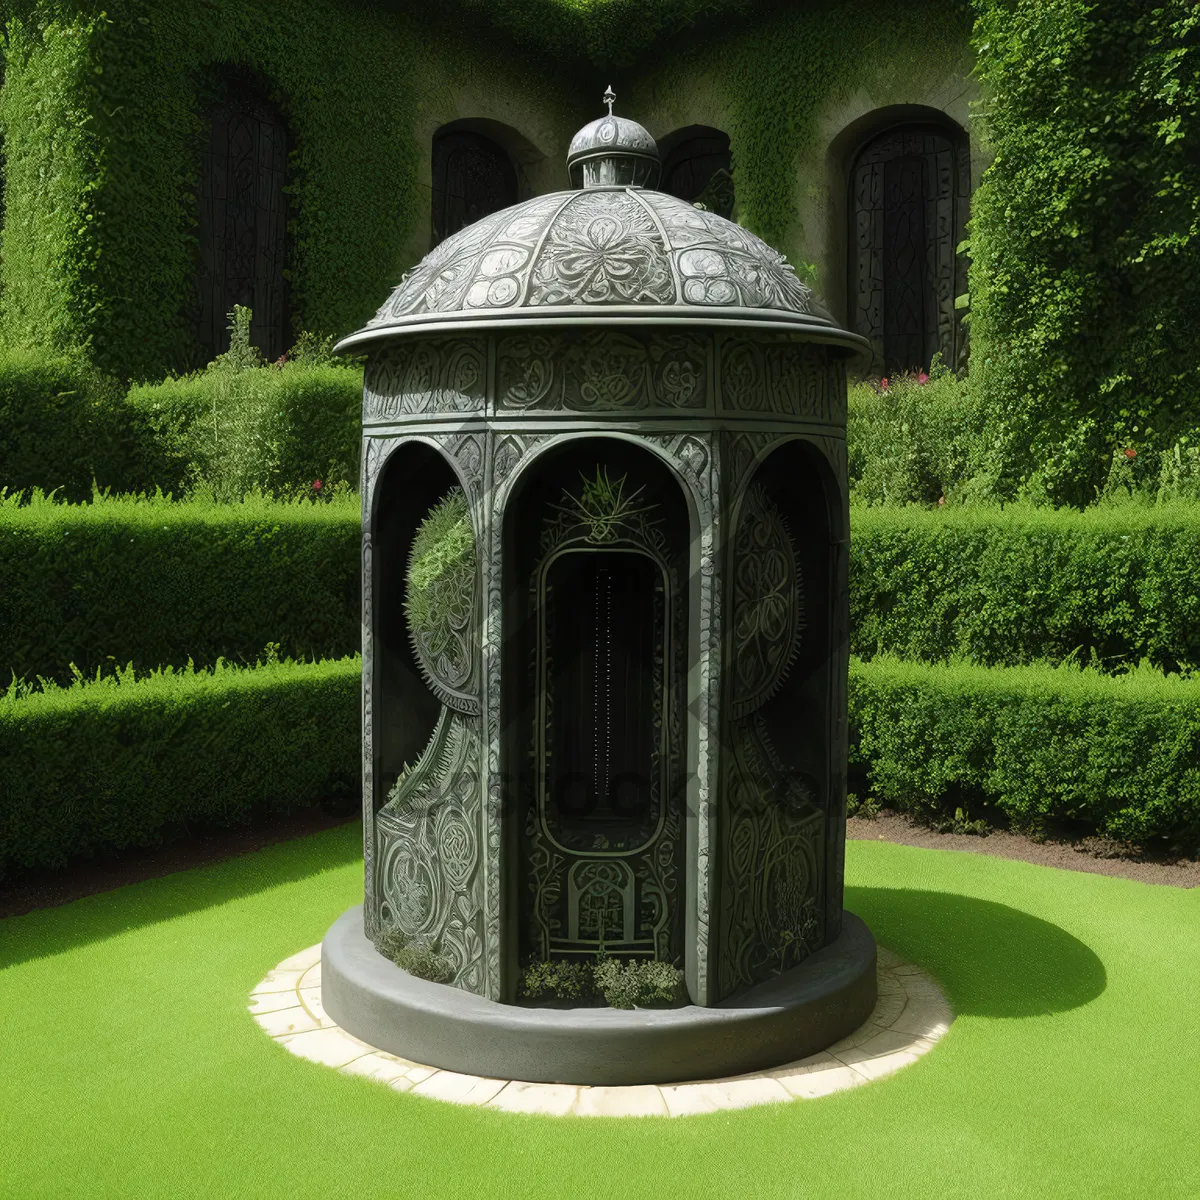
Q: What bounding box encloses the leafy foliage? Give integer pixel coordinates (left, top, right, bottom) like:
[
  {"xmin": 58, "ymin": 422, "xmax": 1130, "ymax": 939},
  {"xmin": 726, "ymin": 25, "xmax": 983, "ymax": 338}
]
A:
[
  {"xmin": 0, "ymin": 484, "xmax": 360, "ymax": 690},
  {"xmin": 594, "ymin": 957, "xmax": 685, "ymax": 1009},
  {"xmin": 849, "ymin": 655, "xmax": 1200, "ymax": 850},
  {"xmin": 968, "ymin": 0, "xmax": 1200, "ymax": 495},
  {"xmin": 374, "ymin": 925, "xmax": 454, "ymax": 984},
  {"xmin": 850, "ymin": 504, "xmax": 1200, "ymax": 674},
  {"xmin": 521, "ymin": 958, "xmax": 595, "ymax": 1002},
  {"xmin": 0, "ymin": 652, "xmax": 362, "ymax": 879},
  {"xmin": 404, "ymin": 488, "xmax": 475, "ymax": 659}
]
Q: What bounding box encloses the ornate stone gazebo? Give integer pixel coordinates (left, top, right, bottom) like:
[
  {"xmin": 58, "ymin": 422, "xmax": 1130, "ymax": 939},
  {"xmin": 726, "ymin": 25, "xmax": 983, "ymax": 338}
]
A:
[{"xmin": 322, "ymin": 92, "xmax": 878, "ymax": 1085}]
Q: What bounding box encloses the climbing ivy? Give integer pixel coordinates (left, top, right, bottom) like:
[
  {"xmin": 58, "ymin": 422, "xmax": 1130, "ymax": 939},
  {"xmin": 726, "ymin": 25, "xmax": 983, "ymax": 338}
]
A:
[
  {"xmin": 0, "ymin": 0, "xmax": 578, "ymax": 383},
  {"xmin": 966, "ymin": 0, "xmax": 1200, "ymax": 502}
]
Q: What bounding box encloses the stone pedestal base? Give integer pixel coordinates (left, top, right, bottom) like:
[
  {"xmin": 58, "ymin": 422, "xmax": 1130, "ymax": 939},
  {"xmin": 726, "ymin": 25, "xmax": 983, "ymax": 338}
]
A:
[{"xmin": 321, "ymin": 906, "xmax": 878, "ymax": 1086}]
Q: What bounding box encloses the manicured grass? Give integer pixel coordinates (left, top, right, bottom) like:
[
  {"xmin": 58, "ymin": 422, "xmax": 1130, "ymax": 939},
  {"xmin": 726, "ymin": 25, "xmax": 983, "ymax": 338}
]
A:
[{"xmin": 1, "ymin": 826, "xmax": 1197, "ymax": 1199}]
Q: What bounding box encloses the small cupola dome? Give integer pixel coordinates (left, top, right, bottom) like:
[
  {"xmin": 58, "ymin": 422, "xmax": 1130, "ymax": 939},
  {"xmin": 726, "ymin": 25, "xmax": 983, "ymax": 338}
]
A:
[{"xmin": 566, "ymin": 87, "xmax": 660, "ymax": 189}]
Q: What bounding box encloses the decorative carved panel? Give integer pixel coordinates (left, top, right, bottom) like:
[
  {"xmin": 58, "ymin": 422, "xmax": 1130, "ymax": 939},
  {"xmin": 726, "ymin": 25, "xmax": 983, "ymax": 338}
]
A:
[
  {"xmin": 431, "ymin": 130, "xmax": 518, "ymax": 248},
  {"xmin": 849, "ymin": 125, "xmax": 969, "ymax": 377},
  {"xmin": 720, "ymin": 338, "xmax": 844, "ymax": 422},
  {"xmin": 497, "ymin": 329, "xmax": 707, "ymax": 412},
  {"xmin": 363, "ymin": 338, "xmax": 487, "ymax": 421},
  {"xmin": 196, "ymin": 75, "xmax": 290, "ymax": 362}
]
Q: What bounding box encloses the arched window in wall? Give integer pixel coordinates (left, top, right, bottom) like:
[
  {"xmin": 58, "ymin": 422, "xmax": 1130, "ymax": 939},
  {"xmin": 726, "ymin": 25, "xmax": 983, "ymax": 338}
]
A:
[
  {"xmin": 848, "ymin": 122, "xmax": 969, "ymax": 377},
  {"xmin": 660, "ymin": 127, "xmax": 734, "ymax": 220},
  {"xmin": 196, "ymin": 71, "xmax": 290, "ymax": 363},
  {"xmin": 430, "ymin": 129, "xmax": 518, "ymax": 248}
]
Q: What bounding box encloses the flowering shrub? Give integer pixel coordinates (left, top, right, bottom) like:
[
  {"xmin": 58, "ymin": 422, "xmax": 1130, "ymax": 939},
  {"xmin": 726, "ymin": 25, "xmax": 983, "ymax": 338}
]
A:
[{"xmin": 848, "ymin": 355, "xmax": 989, "ymax": 507}]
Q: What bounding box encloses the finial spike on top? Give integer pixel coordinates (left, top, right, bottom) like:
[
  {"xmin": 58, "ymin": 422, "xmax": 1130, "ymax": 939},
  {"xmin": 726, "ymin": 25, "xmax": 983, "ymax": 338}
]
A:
[{"xmin": 603, "ymin": 85, "xmax": 615, "ymax": 116}]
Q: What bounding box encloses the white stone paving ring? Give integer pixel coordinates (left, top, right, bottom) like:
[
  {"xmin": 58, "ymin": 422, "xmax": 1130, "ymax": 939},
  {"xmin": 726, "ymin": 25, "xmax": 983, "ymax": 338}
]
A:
[{"xmin": 248, "ymin": 942, "xmax": 953, "ymax": 1117}]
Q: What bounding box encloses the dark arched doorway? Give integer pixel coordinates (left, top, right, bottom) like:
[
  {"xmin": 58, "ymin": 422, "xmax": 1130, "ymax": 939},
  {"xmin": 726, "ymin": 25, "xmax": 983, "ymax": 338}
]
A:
[
  {"xmin": 660, "ymin": 126, "xmax": 734, "ymax": 219},
  {"xmin": 503, "ymin": 438, "xmax": 690, "ymax": 978},
  {"xmin": 847, "ymin": 121, "xmax": 969, "ymax": 377},
  {"xmin": 196, "ymin": 70, "xmax": 291, "ymax": 363},
  {"xmin": 430, "ymin": 128, "xmax": 519, "ymax": 248}
]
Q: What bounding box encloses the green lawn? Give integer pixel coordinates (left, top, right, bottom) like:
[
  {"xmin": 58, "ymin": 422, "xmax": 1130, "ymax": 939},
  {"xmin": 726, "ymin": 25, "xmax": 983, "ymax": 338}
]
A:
[{"xmin": 2, "ymin": 825, "xmax": 1197, "ymax": 1199}]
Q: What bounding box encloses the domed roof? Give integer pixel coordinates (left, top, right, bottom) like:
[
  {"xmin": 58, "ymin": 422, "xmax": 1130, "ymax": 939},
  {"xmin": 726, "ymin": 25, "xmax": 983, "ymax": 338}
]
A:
[
  {"xmin": 336, "ymin": 187, "xmax": 864, "ymax": 356},
  {"xmin": 567, "ymin": 113, "xmax": 659, "ymax": 187},
  {"xmin": 334, "ymin": 89, "xmax": 866, "ymax": 358}
]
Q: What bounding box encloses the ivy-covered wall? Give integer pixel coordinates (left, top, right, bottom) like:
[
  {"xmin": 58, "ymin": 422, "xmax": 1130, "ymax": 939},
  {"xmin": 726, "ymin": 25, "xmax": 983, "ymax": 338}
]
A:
[
  {"xmin": 966, "ymin": 0, "xmax": 1200, "ymax": 502},
  {"xmin": 0, "ymin": 0, "xmax": 582, "ymax": 383}
]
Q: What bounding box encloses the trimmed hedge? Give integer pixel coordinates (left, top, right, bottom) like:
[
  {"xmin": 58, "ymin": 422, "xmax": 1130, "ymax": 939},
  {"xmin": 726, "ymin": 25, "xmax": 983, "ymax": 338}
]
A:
[
  {"xmin": 0, "ymin": 653, "xmax": 361, "ymax": 880},
  {"xmin": 0, "ymin": 487, "xmax": 361, "ymax": 690},
  {"xmin": 123, "ymin": 360, "xmax": 363, "ymax": 503},
  {"xmin": 0, "ymin": 349, "xmax": 145, "ymax": 505},
  {"xmin": 849, "ymin": 655, "xmax": 1200, "ymax": 849},
  {"xmin": 851, "ymin": 505, "xmax": 1200, "ymax": 673}
]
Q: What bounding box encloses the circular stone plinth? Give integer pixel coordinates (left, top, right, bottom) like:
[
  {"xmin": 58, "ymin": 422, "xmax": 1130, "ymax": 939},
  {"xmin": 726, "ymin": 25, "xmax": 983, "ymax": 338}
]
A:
[
  {"xmin": 320, "ymin": 907, "xmax": 877, "ymax": 1087},
  {"xmin": 249, "ymin": 939, "xmax": 952, "ymax": 1116}
]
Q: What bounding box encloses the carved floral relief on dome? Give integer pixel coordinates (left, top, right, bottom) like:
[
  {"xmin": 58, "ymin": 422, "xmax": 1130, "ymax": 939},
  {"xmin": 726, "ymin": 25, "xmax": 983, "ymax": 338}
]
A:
[{"xmin": 527, "ymin": 191, "xmax": 675, "ymax": 306}]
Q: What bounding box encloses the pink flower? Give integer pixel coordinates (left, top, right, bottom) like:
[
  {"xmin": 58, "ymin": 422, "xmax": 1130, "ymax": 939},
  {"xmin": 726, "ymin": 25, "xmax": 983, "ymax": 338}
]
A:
[
  {"xmin": 880, "ymin": 377, "xmax": 889, "ymax": 391},
  {"xmin": 1123, "ymin": 448, "xmax": 1137, "ymax": 460},
  {"xmin": 313, "ymin": 479, "xmax": 323, "ymax": 491},
  {"xmin": 918, "ymin": 372, "xmax": 929, "ymax": 384}
]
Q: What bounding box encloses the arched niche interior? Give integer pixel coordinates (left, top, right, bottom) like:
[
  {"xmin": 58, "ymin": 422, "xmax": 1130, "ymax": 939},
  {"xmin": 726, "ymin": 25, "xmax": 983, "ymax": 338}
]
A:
[
  {"xmin": 195, "ymin": 67, "xmax": 291, "ymax": 363},
  {"xmin": 716, "ymin": 438, "xmax": 839, "ymax": 1001},
  {"xmin": 501, "ymin": 438, "xmax": 692, "ymax": 991},
  {"xmin": 430, "ymin": 121, "xmax": 524, "ymax": 248},
  {"xmin": 659, "ymin": 125, "xmax": 734, "ymax": 219},
  {"xmin": 844, "ymin": 115, "xmax": 970, "ymax": 377},
  {"xmin": 371, "ymin": 441, "xmax": 462, "ymax": 816}
]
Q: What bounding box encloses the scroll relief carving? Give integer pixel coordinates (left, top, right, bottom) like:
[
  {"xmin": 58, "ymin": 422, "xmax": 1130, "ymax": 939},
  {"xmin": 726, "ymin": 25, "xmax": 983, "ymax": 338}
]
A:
[
  {"xmin": 375, "ymin": 485, "xmax": 487, "ymax": 993},
  {"xmin": 718, "ymin": 483, "xmax": 825, "ymax": 1000},
  {"xmin": 721, "ymin": 339, "xmax": 845, "ymax": 424},
  {"xmin": 497, "ymin": 330, "xmax": 707, "ymax": 412},
  {"xmin": 364, "ymin": 338, "xmax": 487, "ymax": 421}
]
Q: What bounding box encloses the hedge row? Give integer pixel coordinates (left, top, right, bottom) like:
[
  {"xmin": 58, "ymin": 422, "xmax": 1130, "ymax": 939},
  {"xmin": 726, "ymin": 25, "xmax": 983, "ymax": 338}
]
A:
[
  {"xmin": 0, "ymin": 488, "xmax": 361, "ymax": 691},
  {"xmin": 0, "ymin": 654, "xmax": 362, "ymax": 880},
  {"xmin": 10, "ymin": 491, "xmax": 1200, "ymax": 689},
  {"xmin": 0, "ymin": 348, "xmax": 364, "ymax": 508},
  {"xmin": 849, "ymin": 656, "xmax": 1200, "ymax": 849},
  {"xmin": 850, "ymin": 504, "xmax": 1200, "ymax": 673},
  {"xmin": 4, "ymin": 650, "xmax": 1196, "ymax": 878}
]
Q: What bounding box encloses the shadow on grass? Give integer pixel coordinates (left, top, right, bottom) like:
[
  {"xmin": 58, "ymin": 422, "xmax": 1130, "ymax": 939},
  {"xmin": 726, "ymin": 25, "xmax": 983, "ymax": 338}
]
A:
[
  {"xmin": 847, "ymin": 887, "xmax": 1107, "ymax": 1017},
  {"xmin": 0, "ymin": 821, "xmax": 364, "ymax": 971}
]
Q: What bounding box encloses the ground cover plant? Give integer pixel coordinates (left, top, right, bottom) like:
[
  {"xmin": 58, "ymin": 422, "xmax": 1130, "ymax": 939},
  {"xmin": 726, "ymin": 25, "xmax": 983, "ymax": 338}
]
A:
[{"xmin": 1, "ymin": 825, "xmax": 1195, "ymax": 1198}]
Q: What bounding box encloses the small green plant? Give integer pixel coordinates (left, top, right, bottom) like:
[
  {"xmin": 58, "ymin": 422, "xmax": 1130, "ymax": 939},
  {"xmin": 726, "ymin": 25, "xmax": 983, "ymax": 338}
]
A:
[
  {"xmin": 593, "ymin": 958, "xmax": 685, "ymax": 1009},
  {"xmin": 373, "ymin": 924, "xmax": 454, "ymax": 984},
  {"xmin": 208, "ymin": 305, "xmax": 265, "ymax": 374},
  {"xmin": 554, "ymin": 467, "xmax": 653, "ymax": 543},
  {"xmin": 521, "ymin": 959, "xmax": 595, "ymax": 1002},
  {"xmin": 404, "ymin": 488, "xmax": 476, "ymax": 658},
  {"xmin": 846, "ymin": 793, "xmax": 881, "ymax": 820},
  {"xmin": 930, "ymin": 806, "xmax": 990, "ymax": 837}
]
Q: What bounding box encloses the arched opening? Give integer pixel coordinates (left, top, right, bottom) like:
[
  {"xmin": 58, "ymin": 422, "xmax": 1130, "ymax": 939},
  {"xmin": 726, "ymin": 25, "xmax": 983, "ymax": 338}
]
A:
[
  {"xmin": 370, "ymin": 441, "xmax": 462, "ymax": 817},
  {"xmin": 195, "ymin": 67, "xmax": 291, "ymax": 363},
  {"xmin": 843, "ymin": 114, "xmax": 970, "ymax": 377},
  {"xmin": 717, "ymin": 438, "xmax": 840, "ymax": 1000},
  {"xmin": 502, "ymin": 437, "xmax": 691, "ymax": 990},
  {"xmin": 659, "ymin": 125, "xmax": 734, "ymax": 219},
  {"xmin": 430, "ymin": 123, "xmax": 521, "ymax": 248}
]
